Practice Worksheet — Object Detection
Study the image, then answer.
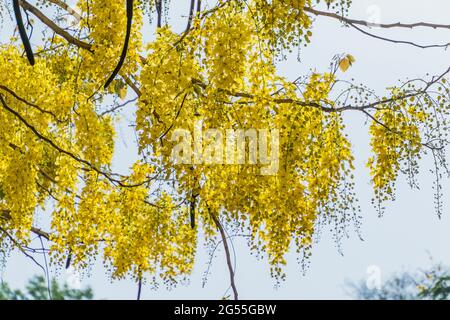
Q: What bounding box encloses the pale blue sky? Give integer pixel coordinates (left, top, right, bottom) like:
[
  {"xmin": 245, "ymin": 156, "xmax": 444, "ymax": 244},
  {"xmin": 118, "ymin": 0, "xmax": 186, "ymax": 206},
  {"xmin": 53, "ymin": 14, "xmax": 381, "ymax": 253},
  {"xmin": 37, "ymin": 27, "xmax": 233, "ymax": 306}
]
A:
[{"xmin": 2, "ymin": 0, "xmax": 450, "ymax": 299}]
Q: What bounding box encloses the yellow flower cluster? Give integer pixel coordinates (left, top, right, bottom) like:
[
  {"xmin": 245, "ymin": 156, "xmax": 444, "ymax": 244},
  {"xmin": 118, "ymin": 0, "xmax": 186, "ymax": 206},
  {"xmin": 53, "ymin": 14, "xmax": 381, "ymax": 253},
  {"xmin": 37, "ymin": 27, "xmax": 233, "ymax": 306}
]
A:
[
  {"xmin": 138, "ymin": 8, "xmax": 355, "ymax": 276},
  {"xmin": 0, "ymin": 0, "xmax": 447, "ymax": 285},
  {"xmin": 368, "ymin": 91, "xmax": 425, "ymax": 210}
]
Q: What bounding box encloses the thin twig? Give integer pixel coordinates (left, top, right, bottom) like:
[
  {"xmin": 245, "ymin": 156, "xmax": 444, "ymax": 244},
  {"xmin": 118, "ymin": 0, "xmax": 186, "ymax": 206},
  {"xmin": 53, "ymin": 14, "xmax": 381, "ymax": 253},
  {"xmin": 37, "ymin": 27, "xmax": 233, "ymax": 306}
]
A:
[
  {"xmin": 0, "ymin": 94, "xmax": 151, "ymax": 188},
  {"xmin": 304, "ymin": 6, "xmax": 450, "ymax": 30},
  {"xmin": 156, "ymin": 0, "xmax": 162, "ymax": 28},
  {"xmin": 0, "ymin": 85, "xmax": 68, "ymax": 122},
  {"xmin": 39, "ymin": 235, "xmax": 52, "ymax": 300},
  {"xmin": 0, "ymin": 227, "xmax": 47, "ymax": 276},
  {"xmin": 45, "ymin": 0, "xmax": 82, "ymax": 22},
  {"xmin": 20, "ymin": 0, "xmax": 92, "ymax": 52},
  {"xmin": 349, "ymin": 22, "xmax": 450, "ymax": 49},
  {"xmin": 100, "ymin": 97, "xmax": 138, "ymax": 116}
]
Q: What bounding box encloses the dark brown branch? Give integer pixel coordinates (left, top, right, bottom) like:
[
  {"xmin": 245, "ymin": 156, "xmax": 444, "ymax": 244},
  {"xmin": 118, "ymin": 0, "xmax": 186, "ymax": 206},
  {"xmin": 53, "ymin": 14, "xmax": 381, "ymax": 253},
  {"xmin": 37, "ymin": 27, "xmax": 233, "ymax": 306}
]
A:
[
  {"xmin": 122, "ymin": 74, "xmax": 141, "ymax": 97},
  {"xmin": 0, "ymin": 85, "xmax": 67, "ymax": 122},
  {"xmin": 45, "ymin": 0, "xmax": 82, "ymax": 22},
  {"xmin": 19, "ymin": 0, "xmax": 143, "ymax": 98},
  {"xmin": 20, "ymin": 0, "xmax": 92, "ymax": 52},
  {"xmin": 0, "ymin": 94, "xmax": 99, "ymax": 174},
  {"xmin": 0, "ymin": 227, "xmax": 47, "ymax": 272},
  {"xmin": 210, "ymin": 211, "xmax": 238, "ymax": 300},
  {"xmin": 202, "ymin": 233, "xmax": 251, "ymax": 289}
]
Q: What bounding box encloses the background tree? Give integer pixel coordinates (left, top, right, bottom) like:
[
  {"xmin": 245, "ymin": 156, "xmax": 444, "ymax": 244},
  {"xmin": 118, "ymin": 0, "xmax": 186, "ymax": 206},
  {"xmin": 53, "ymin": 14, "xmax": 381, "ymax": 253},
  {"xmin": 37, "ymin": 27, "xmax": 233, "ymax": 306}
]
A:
[
  {"xmin": 0, "ymin": 0, "xmax": 449, "ymax": 299},
  {"xmin": 348, "ymin": 264, "xmax": 450, "ymax": 300},
  {"xmin": 0, "ymin": 275, "xmax": 93, "ymax": 300}
]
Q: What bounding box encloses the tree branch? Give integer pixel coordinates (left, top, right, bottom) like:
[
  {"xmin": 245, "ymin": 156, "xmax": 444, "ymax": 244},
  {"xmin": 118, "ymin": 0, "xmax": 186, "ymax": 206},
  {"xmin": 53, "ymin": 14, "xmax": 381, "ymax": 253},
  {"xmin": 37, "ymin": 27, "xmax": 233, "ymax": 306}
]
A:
[
  {"xmin": 19, "ymin": 0, "xmax": 145, "ymax": 98},
  {"xmin": 0, "ymin": 210, "xmax": 51, "ymax": 240},
  {"xmin": 0, "ymin": 85, "xmax": 67, "ymax": 122},
  {"xmin": 0, "ymin": 94, "xmax": 152, "ymax": 188},
  {"xmin": 304, "ymin": 7, "xmax": 450, "ymax": 30},
  {"xmin": 45, "ymin": 0, "xmax": 82, "ymax": 23},
  {"xmin": 20, "ymin": 0, "xmax": 92, "ymax": 52},
  {"xmin": 0, "ymin": 226, "xmax": 47, "ymax": 271},
  {"xmin": 209, "ymin": 210, "xmax": 238, "ymax": 300}
]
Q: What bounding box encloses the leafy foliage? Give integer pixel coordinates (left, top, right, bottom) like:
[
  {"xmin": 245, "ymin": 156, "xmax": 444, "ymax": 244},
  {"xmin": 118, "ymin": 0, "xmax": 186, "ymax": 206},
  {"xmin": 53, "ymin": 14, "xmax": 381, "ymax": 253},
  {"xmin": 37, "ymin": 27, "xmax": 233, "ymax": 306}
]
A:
[
  {"xmin": 348, "ymin": 264, "xmax": 450, "ymax": 300},
  {"xmin": 0, "ymin": 275, "xmax": 93, "ymax": 300}
]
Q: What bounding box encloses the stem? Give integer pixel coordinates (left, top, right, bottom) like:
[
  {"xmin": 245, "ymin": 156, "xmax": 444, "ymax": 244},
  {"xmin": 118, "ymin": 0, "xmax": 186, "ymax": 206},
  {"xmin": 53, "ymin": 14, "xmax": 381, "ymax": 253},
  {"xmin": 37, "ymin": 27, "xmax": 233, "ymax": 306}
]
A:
[{"xmin": 210, "ymin": 212, "xmax": 238, "ymax": 300}]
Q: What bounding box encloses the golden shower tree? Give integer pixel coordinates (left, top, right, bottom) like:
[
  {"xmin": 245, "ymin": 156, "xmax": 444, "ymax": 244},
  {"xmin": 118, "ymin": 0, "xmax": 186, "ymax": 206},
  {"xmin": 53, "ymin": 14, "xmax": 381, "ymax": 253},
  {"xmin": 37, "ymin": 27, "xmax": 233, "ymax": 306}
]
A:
[{"xmin": 0, "ymin": 0, "xmax": 449, "ymax": 299}]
